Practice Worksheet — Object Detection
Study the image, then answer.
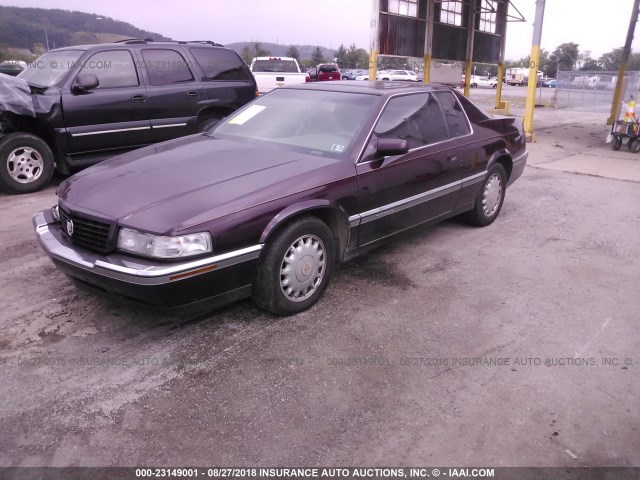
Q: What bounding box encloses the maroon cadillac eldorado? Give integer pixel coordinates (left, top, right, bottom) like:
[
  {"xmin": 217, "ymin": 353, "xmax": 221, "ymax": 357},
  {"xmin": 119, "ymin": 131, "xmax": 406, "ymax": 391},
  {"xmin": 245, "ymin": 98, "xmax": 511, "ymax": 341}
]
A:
[{"xmin": 33, "ymin": 81, "xmax": 527, "ymax": 316}]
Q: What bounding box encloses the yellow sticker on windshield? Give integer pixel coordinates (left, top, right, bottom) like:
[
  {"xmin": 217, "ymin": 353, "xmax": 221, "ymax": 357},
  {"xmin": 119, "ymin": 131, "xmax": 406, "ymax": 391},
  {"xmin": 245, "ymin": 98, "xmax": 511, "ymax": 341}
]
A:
[{"xmin": 228, "ymin": 105, "xmax": 266, "ymax": 125}]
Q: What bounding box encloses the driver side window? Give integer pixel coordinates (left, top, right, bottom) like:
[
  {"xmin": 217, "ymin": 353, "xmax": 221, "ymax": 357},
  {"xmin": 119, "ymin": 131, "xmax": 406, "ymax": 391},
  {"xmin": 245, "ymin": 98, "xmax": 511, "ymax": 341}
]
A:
[
  {"xmin": 77, "ymin": 50, "xmax": 139, "ymax": 88},
  {"xmin": 369, "ymin": 93, "xmax": 450, "ymax": 153}
]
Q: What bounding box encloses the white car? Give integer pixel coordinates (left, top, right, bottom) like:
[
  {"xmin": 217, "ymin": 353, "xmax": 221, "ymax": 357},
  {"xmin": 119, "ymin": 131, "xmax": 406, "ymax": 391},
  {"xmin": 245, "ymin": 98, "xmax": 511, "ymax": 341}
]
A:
[
  {"xmin": 470, "ymin": 75, "xmax": 497, "ymax": 89},
  {"xmin": 355, "ymin": 70, "xmax": 386, "ymax": 81},
  {"xmin": 377, "ymin": 70, "xmax": 419, "ymax": 81}
]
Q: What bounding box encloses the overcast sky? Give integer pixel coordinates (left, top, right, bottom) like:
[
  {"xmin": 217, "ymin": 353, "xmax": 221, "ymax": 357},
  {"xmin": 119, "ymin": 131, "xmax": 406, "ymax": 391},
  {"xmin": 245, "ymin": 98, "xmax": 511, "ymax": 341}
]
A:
[{"xmin": 2, "ymin": 0, "xmax": 638, "ymax": 60}]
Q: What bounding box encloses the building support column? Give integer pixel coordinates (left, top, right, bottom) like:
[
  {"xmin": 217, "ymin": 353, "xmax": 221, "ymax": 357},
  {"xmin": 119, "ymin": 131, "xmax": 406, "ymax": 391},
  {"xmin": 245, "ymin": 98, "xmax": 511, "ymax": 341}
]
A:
[
  {"xmin": 423, "ymin": 0, "xmax": 435, "ymax": 83},
  {"xmin": 463, "ymin": 0, "xmax": 477, "ymax": 97},
  {"xmin": 369, "ymin": 0, "xmax": 380, "ymax": 81},
  {"xmin": 495, "ymin": 0, "xmax": 508, "ymax": 109},
  {"xmin": 523, "ymin": 0, "xmax": 546, "ymax": 142},
  {"xmin": 607, "ymin": 0, "xmax": 640, "ymax": 125}
]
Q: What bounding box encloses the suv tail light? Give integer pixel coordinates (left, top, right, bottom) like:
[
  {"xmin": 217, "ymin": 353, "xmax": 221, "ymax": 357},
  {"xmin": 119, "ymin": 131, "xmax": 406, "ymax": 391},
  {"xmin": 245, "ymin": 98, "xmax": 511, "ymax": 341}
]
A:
[{"xmin": 305, "ymin": 74, "xmax": 311, "ymax": 83}]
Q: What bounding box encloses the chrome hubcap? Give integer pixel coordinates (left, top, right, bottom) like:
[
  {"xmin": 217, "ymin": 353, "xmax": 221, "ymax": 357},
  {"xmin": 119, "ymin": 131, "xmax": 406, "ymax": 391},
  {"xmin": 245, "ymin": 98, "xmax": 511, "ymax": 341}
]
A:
[
  {"xmin": 280, "ymin": 234, "xmax": 326, "ymax": 302},
  {"xmin": 482, "ymin": 173, "xmax": 503, "ymax": 217},
  {"xmin": 7, "ymin": 146, "xmax": 44, "ymax": 184}
]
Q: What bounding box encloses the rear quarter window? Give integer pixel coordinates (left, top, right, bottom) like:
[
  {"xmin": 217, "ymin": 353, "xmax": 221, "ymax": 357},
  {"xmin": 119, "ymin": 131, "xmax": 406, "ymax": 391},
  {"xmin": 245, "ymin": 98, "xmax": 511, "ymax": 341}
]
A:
[{"xmin": 191, "ymin": 48, "xmax": 252, "ymax": 80}]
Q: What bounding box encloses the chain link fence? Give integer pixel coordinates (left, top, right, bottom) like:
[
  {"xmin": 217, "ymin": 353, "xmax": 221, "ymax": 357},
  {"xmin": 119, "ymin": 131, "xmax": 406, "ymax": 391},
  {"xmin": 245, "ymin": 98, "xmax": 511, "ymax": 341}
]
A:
[{"xmin": 553, "ymin": 70, "xmax": 640, "ymax": 111}]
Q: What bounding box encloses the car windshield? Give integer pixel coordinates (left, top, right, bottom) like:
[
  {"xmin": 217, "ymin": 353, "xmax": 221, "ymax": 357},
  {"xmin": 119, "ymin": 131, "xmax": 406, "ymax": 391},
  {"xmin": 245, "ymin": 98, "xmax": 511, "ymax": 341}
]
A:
[
  {"xmin": 212, "ymin": 89, "xmax": 377, "ymax": 157},
  {"xmin": 18, "ymin": 50, "xmax": 83, "ymax": 87}
]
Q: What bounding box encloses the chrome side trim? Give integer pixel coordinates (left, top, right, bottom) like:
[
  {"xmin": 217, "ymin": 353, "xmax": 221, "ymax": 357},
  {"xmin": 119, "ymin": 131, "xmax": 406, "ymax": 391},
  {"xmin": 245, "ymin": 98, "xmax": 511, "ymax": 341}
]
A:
[
  {"xmin": 33, "ymin": 212, "xmax": 262, "ymax": 286},
  {"xmin": 348, "ymin": 171, "xmax": 486, "ymax": 228},
  {"xmin": 461, "ymin": 170, "xmax": 487, "ymax": 188},
  {"xmin": 152, "ymin": 123, "xmax": 188, "ymax": 129},
  {"xmin": 71, "ymin": 126, "xmax": 151, "ymax": 137}
]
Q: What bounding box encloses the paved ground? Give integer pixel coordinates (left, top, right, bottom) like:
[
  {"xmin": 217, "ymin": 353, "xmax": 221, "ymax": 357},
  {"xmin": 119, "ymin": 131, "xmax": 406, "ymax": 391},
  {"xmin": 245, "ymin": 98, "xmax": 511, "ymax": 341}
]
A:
[{"xmin": 0, "ymin": 108, "xmax": 639, "ymax": 468}]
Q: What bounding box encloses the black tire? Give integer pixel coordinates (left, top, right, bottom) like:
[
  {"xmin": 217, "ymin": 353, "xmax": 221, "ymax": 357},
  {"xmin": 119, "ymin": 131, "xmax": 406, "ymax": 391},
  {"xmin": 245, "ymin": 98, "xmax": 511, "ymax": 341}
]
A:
[
  {"xmin": 492, "ymin": 84, "xmax": 497, "ymax": 89},
  {"xmin": 612, "ymin": 136, "xmax": 622, "ymax": 151},
  {"xmin": 197, "ymin": 116, "xmax": 223, "ymax": 133},
  {"xmin": 0, "ymin": 133, "xmax": 54, "ymax": 194},
  {"xmin": 463, "ymin": 163, "xmax": 507, "ymax": 227},
  {"xmin": 252, "ymin": 217, "xmax": 335, "ymax": 315},
  {"xmin": 632, "ymin": 139, "xmax": 640, "ymax": 153}
]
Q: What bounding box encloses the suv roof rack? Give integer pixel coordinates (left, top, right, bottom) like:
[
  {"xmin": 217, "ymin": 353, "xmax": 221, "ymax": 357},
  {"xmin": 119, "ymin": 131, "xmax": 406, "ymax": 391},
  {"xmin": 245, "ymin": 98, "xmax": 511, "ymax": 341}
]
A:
[
  {"xmin": 181, "ymin": 40, "xmax": 224, "ymax": 47},
  {"xmin": 114, "ymin": 38, "xmax": 155, "ymax": 44}
]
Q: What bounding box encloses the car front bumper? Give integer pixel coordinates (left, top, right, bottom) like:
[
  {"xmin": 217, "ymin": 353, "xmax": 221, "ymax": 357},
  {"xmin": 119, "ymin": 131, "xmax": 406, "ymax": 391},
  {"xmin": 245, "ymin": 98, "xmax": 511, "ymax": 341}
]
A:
[{"xmin": 33, "ymin": 210, "xmax": 262, "ymax": 312}]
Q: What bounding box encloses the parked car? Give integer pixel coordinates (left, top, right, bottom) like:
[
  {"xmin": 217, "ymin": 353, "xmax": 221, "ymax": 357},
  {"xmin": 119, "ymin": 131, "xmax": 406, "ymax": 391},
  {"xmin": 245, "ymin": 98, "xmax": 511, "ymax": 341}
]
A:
[
  {"xmin": 542, "ymin": 79, "xmax": 557, "ymax": 88},
  {"xmin": 0, "ymin": 60, "xmax": 27, "ymax": 76},
  {"xmin": 342, "ymin": 69, "xmax": 366, "ymax": 80},
  {"xmin": 316, "ymin": 63, "xmax": 341, "ymax": 81},
  {"xmin": 0, "ymin": 39, "xmax": 256, "ymax": 194},
  {"xmin": 470, "ymin": 75, "xmax": 498, "ymax": 89},
  {"xmin": 34, "ymin": 81, "xmax": 527, "ymax": 316},
  {"xmin": 377, "ymin": 70, "xmax": 419, "ymax": 82}
]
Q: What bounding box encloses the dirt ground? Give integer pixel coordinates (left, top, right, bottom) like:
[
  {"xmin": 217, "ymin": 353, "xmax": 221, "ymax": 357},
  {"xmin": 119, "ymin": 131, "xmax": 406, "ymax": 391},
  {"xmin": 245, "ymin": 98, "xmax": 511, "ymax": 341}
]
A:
[{"xmin": 0, "ymin": 110, "xmax": 639, "ymax": 468}]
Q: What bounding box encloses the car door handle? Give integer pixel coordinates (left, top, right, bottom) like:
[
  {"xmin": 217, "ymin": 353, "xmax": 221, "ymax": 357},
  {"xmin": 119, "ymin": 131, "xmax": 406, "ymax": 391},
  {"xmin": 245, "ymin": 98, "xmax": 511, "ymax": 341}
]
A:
[
  {"xmin": 131, "ymin": 95, "xmax": 146, "ymax": 103},
  {"xmin": 186, "ymin": 91, "xmax": 199, "ymax": 98},
  {"xmin": 447, "ymin": 155, "xmax": 459, "ymax": 162}
]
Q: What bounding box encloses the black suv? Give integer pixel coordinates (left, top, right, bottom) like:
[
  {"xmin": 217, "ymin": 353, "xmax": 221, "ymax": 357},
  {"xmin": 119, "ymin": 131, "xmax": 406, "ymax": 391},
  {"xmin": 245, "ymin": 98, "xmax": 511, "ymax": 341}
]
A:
[{"xmin": 0, "ymin": 39, "xmax": 257, "ymax": 193}]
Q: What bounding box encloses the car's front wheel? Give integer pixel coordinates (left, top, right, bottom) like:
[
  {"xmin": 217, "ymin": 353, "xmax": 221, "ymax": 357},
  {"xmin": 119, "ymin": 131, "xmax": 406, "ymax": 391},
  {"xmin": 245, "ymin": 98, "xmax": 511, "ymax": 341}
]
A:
[
  {"xmin": 463, "ymin": 163, "xmax": 507, "ymax": 227},
  {"xmin": 0, "ymin": 133, "xmax": 54, "ymax": 194},
  {"xmin": 252, "ymin": 217, "xmax": 335, "ymax": 315}
]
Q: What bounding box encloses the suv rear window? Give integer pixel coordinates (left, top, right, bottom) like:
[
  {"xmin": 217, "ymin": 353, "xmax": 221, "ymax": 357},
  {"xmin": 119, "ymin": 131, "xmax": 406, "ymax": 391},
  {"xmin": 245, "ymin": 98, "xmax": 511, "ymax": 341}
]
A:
[
  {"xmin": 252, "ymin": 59, "xmax": 299, "ymax": 73},
  {"xmin": 318, "ymin": 65, "xmax": 338, "ymax": 73},
  {"xmin": 141, "ymin": 49, "xmax": 194, "ymax": 85},
  {"xmin": 190, "ymin": 48, "xmax": 252, "ymax": 80}
]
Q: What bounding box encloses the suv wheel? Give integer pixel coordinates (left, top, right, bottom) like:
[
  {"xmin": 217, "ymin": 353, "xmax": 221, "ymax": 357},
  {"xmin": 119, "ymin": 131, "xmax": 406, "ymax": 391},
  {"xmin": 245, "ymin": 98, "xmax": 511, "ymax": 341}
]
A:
[
  {"xmin": 197, "ymin": 116, "xmax": 224, "ymax": 132},
  {"xmin": 0, "ymin": 133, "xmax": 54, "ymax": 194}
]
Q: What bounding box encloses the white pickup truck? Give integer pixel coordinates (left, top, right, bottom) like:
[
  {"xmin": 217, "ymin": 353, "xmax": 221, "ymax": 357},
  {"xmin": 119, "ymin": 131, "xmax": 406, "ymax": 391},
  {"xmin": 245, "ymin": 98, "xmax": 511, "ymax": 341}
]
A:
[{"xmin": 249, "ymin": 57, "xmax": 310, "ymax": 94}]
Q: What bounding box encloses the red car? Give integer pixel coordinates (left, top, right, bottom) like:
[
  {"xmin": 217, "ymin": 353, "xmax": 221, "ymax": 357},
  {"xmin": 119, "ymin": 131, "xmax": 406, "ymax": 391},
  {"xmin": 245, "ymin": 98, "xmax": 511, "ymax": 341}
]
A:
[
  {"xmin": 34, "ymin": 82, "xmax": 527, "ymax": 316},
  {"xmin": 316, "ymin": 64, "xmax": 341, "ymax": 81}
]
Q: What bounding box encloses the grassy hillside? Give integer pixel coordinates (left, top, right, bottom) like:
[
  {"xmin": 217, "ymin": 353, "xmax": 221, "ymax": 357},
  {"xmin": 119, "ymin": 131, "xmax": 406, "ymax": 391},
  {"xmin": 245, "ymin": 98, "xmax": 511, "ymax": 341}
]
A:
[{"xmin": 0, "ymin": 6, "xmax": 171, "ymax": 57}]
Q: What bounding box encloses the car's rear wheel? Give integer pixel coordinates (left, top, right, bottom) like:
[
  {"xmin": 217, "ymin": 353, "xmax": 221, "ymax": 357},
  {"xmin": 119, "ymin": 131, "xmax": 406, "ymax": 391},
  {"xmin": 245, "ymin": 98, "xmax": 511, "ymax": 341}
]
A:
[
  {"xmin": 463, "ymin": 164, "xmax": 507, "ymax": 227},
  {"xmin": 252, "ymin": 217, "xmax": 335, "ymax": 315},
  {"xmin": 0, "ymin": 133, "xmax": 54, "ymax": 194}
]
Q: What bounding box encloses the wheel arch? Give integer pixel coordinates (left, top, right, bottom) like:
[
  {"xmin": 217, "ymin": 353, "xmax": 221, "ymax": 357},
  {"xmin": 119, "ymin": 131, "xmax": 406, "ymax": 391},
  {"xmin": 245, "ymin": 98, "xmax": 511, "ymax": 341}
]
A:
[
  {"xmin": 195, "ymin": 106, "xmax": 235, "ymax": 128},
  {"xmin": 487, "ymin": 149, "xmax": 513, "ymax": 181},
  {"xmin": 259, "ymin": 201, "xmax": 350, "ymax": 262},
  {"xmin": 0, "ymin": 112, "xmax": 58, "ymax": 158}
]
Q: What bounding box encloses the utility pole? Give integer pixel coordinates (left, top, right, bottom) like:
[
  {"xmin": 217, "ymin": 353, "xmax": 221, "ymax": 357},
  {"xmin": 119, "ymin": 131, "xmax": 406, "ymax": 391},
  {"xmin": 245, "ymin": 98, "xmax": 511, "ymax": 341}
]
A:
[
  {"xmin": 523, "ymin": 0, "xmax": 546, "ymax": 142},
  {"xmin": 607, "ymin": 0, "xmax": 640, "ymax": 125}
]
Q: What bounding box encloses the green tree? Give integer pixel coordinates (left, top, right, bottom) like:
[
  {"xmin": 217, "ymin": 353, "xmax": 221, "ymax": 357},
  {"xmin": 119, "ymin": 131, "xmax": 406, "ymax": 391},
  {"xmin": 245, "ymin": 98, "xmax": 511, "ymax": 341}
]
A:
[
  {"xmin": 311, "ymin": 46, "xmax": 325, "ymax": 66},
  {"xmin": 345, "ymin": 43, "xmax": 369, "ymax": 69},
  {"xmin": 335, "ymin": 44, "xmax": 348, "ymax": 67},
  {"xmin": 547, "ymin": 42, "xmax": 580, "ymax": 75},
  {"xmin": 285, "ymin": 45, "xmax": 300, "ymax": 60}
]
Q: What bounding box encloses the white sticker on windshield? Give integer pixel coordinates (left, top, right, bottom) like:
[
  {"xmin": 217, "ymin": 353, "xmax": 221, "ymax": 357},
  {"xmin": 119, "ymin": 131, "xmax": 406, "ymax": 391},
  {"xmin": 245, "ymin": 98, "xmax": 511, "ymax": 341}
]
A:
[
  {"xmin": 331, "ymin": 144, "xmax": 345, "ymax": 152},
  {"xmin": 228, "ymin": 105, "xmax": 266, "ymax": 125}
]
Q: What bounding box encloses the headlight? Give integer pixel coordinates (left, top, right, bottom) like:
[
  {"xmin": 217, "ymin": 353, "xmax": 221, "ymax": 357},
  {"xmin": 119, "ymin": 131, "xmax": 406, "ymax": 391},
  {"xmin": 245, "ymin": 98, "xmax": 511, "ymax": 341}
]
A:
[{"xmin": 117, "ymin": 228, "xmax": 212, "ymax": 259}]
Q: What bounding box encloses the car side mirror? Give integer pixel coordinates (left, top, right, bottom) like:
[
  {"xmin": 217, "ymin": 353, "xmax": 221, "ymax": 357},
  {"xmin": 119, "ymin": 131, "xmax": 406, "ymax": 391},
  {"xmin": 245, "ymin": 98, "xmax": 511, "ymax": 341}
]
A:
[
  {"xmin": 72, "ymin": 74, "xmax": 99, "ymax": 93},
  {"xmin": 376, "ymin": 137, "xmax": 408, "ymax": 156}
]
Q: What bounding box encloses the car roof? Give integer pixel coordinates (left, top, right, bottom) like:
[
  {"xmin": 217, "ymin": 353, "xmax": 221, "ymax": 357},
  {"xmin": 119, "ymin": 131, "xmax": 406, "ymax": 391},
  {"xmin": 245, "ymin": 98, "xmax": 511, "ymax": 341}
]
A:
[{"xmin": 281, "ymin": 80, "xmax": 452, "ymax": 96}]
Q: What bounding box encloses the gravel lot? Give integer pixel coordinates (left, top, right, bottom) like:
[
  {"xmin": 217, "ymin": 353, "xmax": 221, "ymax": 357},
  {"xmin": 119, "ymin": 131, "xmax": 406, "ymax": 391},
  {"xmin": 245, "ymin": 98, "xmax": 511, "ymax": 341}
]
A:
[{"xmin": 0, "ymin": 113, "xmax": 639, "ymax": 467}]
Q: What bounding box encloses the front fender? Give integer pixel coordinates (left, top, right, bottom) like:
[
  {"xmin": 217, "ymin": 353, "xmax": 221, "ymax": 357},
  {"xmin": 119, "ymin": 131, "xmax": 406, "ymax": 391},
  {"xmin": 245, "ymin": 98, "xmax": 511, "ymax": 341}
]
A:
[{"xmin": 259, "ymin": 200, "xmax": 350, "ymax": 244}]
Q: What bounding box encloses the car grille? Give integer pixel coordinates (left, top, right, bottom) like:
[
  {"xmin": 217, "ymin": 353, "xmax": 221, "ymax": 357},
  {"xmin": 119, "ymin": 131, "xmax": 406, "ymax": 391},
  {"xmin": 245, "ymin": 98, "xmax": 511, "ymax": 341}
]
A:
[{"xmin": 59, "ymin": 207, "xmax": 114, "ymax": 254}]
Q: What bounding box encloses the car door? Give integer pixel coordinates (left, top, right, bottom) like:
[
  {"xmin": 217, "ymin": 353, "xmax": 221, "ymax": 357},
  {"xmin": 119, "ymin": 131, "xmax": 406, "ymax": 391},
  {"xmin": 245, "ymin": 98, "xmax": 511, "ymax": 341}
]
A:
[
  {"xmin": 354, "ymin": 92, "xmax": 462, "ymax": 247},
  {"xmin": 63, "ymin": 49, "xmax": 152, "ymax": 154},
  {"xmin": 139, "ymin": 48, "xmax": 203, "ymax": 142}
]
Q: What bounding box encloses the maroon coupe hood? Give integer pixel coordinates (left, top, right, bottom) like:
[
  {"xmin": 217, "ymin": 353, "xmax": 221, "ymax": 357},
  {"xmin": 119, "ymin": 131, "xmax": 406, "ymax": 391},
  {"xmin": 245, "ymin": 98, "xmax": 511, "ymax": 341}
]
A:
[{"xmin": 57, "ymin": 135, "xmax": 346, "ymax": 234}]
